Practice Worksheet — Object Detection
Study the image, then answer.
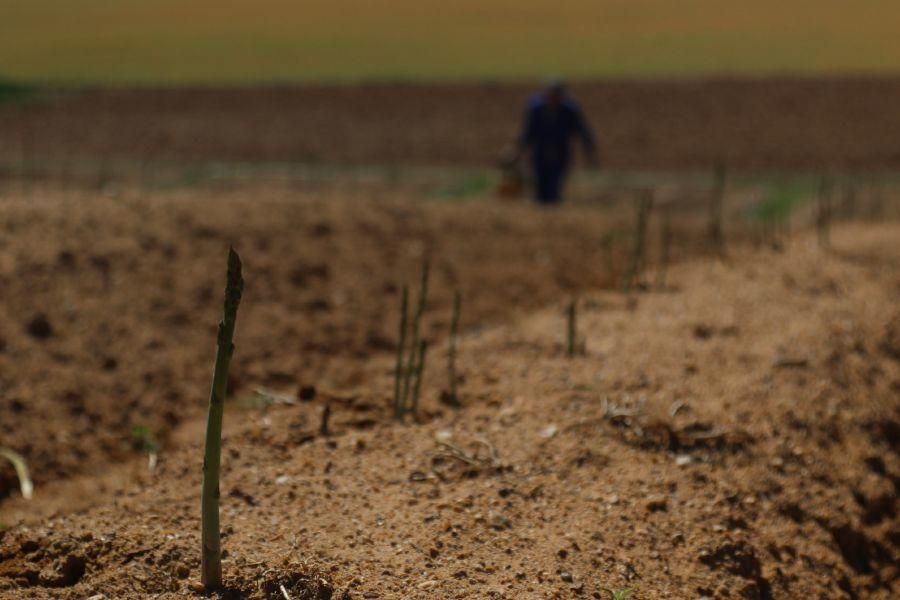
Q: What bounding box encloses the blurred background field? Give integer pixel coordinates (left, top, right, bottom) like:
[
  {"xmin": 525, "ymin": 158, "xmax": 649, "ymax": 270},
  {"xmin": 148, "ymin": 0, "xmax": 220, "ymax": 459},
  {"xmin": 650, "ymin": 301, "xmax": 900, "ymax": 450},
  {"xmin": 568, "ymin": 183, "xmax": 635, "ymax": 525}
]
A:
[{"xmin": 2, "ymin": 0, "xmax": 900, "ymax": 84}]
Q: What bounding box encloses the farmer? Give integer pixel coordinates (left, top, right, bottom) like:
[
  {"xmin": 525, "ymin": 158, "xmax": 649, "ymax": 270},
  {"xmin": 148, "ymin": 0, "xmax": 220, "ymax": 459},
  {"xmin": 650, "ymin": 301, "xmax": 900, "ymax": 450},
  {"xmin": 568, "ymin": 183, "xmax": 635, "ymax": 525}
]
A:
[{"xmin": 515, "ymin": 81, "xmax": 597, "ymax": 204}]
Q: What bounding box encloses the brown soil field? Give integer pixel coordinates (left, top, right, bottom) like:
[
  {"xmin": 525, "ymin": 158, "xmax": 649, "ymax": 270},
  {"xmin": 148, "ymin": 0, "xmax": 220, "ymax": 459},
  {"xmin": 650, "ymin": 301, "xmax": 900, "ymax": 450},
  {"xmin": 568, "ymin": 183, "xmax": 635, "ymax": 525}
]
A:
[
  {"xmin": 0, "ymin": 183, "xmax": 633, "ymax": 505},
  {"xmin": 0, "ymin": 178, "xmax": 898, "ymax": 598},
  {"xmin": 2, "ymin": 77, "xmax": 900, "ymax": 172}
]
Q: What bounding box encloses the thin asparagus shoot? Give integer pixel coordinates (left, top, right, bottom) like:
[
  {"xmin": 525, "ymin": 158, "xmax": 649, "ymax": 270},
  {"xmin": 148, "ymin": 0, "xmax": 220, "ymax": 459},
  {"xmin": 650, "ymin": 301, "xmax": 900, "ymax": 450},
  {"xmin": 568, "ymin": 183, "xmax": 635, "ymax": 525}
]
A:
[
  {"xmin": 393, "ymin": 285, "xmax": 409, "ymax": 419},
  {"xmin": 410, "ymin": 340, "xmax": 428, "ymax": 417},
  {"xmin": 657, "ymin": 204, "xmax": 672, "ymax": 290},
  {"xmin": 320, "ymin": 403, "xmax": 331, "ymax": 437},
  {"xmin": 624, "ymin": 190, "xmax": 654, "ymax": 293},
  {"xmin": 817, "ymin": 175, "xmax": 833, "ymax": 250},
  {"xmin": 402, "ymin": 261, "xmax": 430, "ymax": 414},
  {"xmin": 708, "ymin": 164, "xmax": 727, "ymax": 257},
  {"xmin": 566, "ymin": 298, "xmax": 577, "ymax": 358},
  {"xmin": 200, "ymin": 246, "xmax": 243, "ymax": 589},
  {"xmin": 447, "ymin": 290, "xmax": 462, "ymax": 403}
]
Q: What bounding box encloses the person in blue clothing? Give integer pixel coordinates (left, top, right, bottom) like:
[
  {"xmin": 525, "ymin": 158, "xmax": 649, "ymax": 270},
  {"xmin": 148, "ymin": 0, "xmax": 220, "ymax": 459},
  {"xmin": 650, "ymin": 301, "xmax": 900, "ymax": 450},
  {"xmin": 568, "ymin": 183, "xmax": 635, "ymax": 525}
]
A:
[{"xmin": 515, "ymin": 81, "xmax": 597, "ymax": 204}]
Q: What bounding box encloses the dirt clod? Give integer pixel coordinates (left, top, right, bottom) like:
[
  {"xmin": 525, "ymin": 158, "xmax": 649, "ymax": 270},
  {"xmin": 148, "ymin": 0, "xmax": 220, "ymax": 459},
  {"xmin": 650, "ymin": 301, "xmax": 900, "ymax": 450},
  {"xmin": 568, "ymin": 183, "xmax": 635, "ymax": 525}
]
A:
[
  {"xmin": 25, "ymin": 314, "xmax": 53, "ymax": 340},
  {"xmin": 37, "ymin": 554, "xmax": 86, "ymax": 588}
]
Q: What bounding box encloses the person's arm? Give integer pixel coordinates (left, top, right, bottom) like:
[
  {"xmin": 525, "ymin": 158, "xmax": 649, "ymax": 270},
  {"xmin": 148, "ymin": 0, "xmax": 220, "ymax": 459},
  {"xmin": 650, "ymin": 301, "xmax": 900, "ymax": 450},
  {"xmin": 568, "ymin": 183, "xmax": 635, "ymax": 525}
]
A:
[{"xmin": 571, "ymin": 104, "xmax": 598, "ymax": 167}]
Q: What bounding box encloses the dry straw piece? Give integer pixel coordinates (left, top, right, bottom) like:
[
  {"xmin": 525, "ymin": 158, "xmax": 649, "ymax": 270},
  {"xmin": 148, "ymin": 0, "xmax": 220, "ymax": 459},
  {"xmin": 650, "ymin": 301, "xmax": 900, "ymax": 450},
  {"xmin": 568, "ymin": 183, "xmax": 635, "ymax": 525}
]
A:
[{"xmin": 0, "ymin": 448, "xmax": 33, "ymax": 500}]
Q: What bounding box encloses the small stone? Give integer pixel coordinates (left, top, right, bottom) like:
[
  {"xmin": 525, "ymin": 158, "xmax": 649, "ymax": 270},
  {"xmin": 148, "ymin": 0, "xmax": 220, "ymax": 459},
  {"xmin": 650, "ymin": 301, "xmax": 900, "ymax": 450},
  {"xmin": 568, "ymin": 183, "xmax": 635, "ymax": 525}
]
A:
[
  {"xmin": 559, "ymin": 572, "xmax": 574, "ymax": 583},
  {"xmin": 540, "ymin": 424, "xmax": 558, "ymax": 438},
  {"xmin": 675, "ymin": 455, "xmax": 692, "ymax": 466}
]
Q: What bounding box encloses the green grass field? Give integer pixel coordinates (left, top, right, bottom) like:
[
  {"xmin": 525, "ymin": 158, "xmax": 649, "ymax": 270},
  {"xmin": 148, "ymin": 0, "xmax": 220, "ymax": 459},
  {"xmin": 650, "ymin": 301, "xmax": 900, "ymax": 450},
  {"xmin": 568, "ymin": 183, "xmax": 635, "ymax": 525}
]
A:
[{"xmin": 2, "ymin": 1, "xmax": 900, "ymax": 84}]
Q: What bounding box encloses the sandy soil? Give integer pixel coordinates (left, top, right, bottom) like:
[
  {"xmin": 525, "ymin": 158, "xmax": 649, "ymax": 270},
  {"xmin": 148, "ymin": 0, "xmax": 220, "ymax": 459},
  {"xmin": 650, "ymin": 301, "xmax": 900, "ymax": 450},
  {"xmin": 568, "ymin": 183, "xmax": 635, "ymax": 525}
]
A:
[
  {"xmin": 2, "ymin": 77, "xmax": 900, "ymax": 172},
  {"xmin": 0, "ymin": 183, "xmax": 897, "ymax": 597},
  {"xmin": 1, "ymin": 183, "xmax": 660, "ymax": 506}
]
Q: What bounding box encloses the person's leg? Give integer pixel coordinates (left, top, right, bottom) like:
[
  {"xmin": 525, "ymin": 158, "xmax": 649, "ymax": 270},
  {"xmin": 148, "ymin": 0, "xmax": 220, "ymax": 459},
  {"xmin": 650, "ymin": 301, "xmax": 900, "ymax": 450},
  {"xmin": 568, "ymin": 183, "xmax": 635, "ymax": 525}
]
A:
[
  {"xmin": 535, "ymin": 162, "xmax": 563, "ymax": 204},
  {"xmin": 548, "ymin": 167, "xmax": 566, "ymax": 203}
]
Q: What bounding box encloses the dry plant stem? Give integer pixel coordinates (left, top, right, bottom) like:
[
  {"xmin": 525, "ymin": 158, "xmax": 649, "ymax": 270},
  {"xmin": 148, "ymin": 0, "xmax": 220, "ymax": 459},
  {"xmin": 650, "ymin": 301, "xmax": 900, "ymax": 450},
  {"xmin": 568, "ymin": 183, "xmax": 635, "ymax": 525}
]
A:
[
  {"xmin": 393, "ymin": 286, "xmax": 409, "ymax": 418},
  {"xmin": 402, "ymin": 261, "xmax": 430, "ymax": 414},
  {"xmin": 201, "ymin": 247, "xmax": 244, "ymax": 589},
  {"xmin": 0, "ymin": 448, "xmax": 33, "ymax": 500},
  {"xmin": 411, "ymin": 340, "xmax": 428, "ymax": 417},
  {"xmin": 448, "ymin": 291, "xmax": 461, "ymax": 401},
  {"xmin": 566, "ymin": 298, "xmax": 577, "ymax": 358},
  {"xmin": 708, "ymin": 164, "xmax": 727, "ymax": 257}
]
